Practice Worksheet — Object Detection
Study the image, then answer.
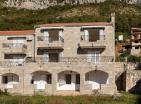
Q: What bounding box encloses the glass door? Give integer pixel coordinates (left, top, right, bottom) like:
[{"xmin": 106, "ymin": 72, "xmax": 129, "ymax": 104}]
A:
[{"xmin": 87, "ymin": 51, "xmax": 100, "ymax": 63}]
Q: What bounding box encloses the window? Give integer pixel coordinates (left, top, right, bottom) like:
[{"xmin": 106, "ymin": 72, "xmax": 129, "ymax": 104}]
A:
[
  {"xmin": 41, "ymin": 29, "xmax": 62, "ymax": 42},
  {"xmin": 87, "ymin": 51, "xmax": 100, "ymax": 63},
  {"xmin": 76, "ymin": 74, "xmax": 80, "ymax": 84},
  {"xmin": 47, "ymin": 74, "xmax": 52, "ymax": 84},
  {"xmin": 2, "ymin": 76, "xmax": 8, "ymax": 84},
  {"xmin": 83, "ymin": 28, "xmax": 105, "ymax": 42},
  {"xmin": 66, "ymin": 74, "xmax": 71, "ymax": 84},
  {"xmin": 135, "ymin": 46, "xmax": 139, "ymax": 49},
  {"xmin": 49, "ymin": 53, "xmax": 59, "ymax": 62}
]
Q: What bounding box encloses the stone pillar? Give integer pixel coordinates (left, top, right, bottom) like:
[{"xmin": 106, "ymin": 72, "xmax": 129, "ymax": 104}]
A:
[
  {"xmin": 80, "ymin": 73, "xmax": 85, "ymax": 94},
  {"xmin": 52, "ymin": 73, "xmax": 58, "ymax": 95},
  {"xmin": 20, "ymin": 69, "xmax": 24, "ymax": 95}
]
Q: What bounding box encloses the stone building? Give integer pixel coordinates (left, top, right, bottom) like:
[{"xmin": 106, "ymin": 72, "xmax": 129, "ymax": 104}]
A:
[
  {"xmin": 131, "ymin": 28, "xmax": 141, "ymax": 56},
  {"xmin": 0, "ymin": 14, "xmax": 120, "ymax": 95}
]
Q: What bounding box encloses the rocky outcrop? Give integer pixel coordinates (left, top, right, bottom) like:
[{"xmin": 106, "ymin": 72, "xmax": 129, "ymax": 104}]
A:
[{"xmin": 1, "ymin": 0, "xmax": 141, "ymax": 10}]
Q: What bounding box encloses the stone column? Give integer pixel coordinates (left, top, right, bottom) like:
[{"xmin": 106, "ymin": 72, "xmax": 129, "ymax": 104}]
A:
[
  {"xmin": 52, "ymin": 73, "xmax": 58, "ymax": 95},
  {"xmin": 80, "ymin": 73, "xmax": 86, "ymax": 94}
]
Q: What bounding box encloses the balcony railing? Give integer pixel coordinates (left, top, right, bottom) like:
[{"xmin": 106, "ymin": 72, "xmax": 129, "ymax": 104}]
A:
[
  {"xmin": 37, "ymin": 36, "xmax": 64, "ymax": 43},
  {"xmin": 0, "ymin": 56, "xmax": 114, "ymax": 67},
  {"xmin": 3, "ymin": 43, "xmax": 27, "ymax": 49},
  {"xmin": 81, "ymin": 35, "xmax": 105, "ymax": 42},
  {"xmin": 26, "ymin": 56, "xmax": 114, "ymax": 64},
  {"xmin": 0, "ymin": 60, "xmax": 24, "ymax": 67}
]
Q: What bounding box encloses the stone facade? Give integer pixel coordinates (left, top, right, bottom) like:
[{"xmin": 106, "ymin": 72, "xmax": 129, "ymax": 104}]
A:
[
  {"xmin": 131, "ymin": 28, "xmax": 141, "ymax": 56},
  {"xmin": 124, "ymin": 63, "xmax": 141, "ymax": 93},
  {"xmin": 0, "ymin": 14, "xmax": 122, "ymax": 95}
]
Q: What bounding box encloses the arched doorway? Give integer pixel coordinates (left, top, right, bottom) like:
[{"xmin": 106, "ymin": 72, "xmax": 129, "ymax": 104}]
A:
[
  {"xmin": 31, "ymin": 71, "xmax": 52, "ymax": 90},
  {"xmin": 2, "ymin": 73, "xmax": 19, "ymax": 88},
  {"xmin": 57, "ymin": 70, "xmax": 80, "ymax": 91},
  {"xmin": 85, "ymin": 70, "xmax": 109, "ymax": 90}
]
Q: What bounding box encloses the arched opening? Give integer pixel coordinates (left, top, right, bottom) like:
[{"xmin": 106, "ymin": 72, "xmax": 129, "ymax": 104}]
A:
[
  {"xmin": 31, "ymin": 71, "xmax": 52, "ymax": 90},
  {"xmin": 85, "ymin": 70, "xmax": 109, "ymax": 90},
  {"xmin": 2, "ymin": 73, "xmax": 19, "ymax": 88},
  {"xmin": 57, "ymin": 70, "xmax": 80, "ymax": 91}
]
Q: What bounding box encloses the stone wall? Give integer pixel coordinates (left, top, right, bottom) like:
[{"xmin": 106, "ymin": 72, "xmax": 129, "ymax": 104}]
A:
[{"xmin": 125, "ymin": 70, "xmax": 141, "ymax": 93}]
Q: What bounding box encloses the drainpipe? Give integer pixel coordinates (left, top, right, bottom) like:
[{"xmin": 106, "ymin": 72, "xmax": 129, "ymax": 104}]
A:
[
  {"xmin": 33, "ymin": 33, "xmax": 36, "ymax": 62},
  {"xmin": 111, "ymin": 13, "xmax": 116, "ymax": 62},
  {"xmin": 22, "ymin": 66, "xmax": 24, "ymax": 95}
]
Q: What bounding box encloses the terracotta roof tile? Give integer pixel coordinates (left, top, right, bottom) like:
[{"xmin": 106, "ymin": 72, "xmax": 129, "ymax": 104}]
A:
[
  {"xmin": 0, "ymin": 30, "xmax": 34, "ymax": 35},
  {"xmin": 37, "ymin": 22, "xmax": 113, "ymax": 27}
]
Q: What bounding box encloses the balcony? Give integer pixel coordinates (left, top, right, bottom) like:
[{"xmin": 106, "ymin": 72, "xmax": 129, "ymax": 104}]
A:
[
  {"xmin": 2, "ymin": 43, "xmax": 27, "ymax": 54},
  {"xmin": 37, "ymin": 36, "xmax": 64, "ymax": 49},
  {"xmin": 0, "ymin": 60, "xmax": 24, "ymax": 67},
  {"xmin": 26, "ymin": 56, "xmax": 114, "ymax": 64},
  {"xmin": 79, "ymin": 35, "xmax": 106, "ymax": 48}
]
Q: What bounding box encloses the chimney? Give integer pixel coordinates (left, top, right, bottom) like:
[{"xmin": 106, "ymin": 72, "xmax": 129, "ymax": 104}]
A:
[{"xmin": 111, "ymin": 13, "xmax": 115, "ymax": 27}]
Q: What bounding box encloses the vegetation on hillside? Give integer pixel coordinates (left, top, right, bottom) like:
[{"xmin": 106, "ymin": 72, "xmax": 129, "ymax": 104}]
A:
[
  {"xmin": 0, "ymin": 1, "xmax": 141, "ymax": 37},
  {"xmin": 0, "ymin": 93, "xmax": 140, "ymax": 104}
]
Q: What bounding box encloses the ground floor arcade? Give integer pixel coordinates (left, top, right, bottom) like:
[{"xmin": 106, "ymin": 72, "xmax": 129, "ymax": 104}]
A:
[{"xmin": 0, "ymin": 63, "xmax": 117, "ymax": 95}]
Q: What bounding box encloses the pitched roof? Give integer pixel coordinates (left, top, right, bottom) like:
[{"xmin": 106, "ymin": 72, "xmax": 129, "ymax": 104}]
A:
[
  {"xmin": 37, "ymin": 22, "xmax": 113, "ymax": 27},
  {"xmin": 0, "ymin": 30, "xmax": 34, "ymax": 35}
]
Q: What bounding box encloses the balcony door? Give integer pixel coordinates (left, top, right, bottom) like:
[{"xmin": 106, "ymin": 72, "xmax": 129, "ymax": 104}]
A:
[
  {"xmin": 84, "ymin": 30, "xmax": 89, "ymax": 41},
  {"xmin": 11, "ymin": 37, "xmax": 25, "ymax": 48},
  {"xmin": 43, "ymin": 52, "xmax": 49, "ymax": 63},
  {"xmin": 12, "ymin": 55, "xmax": 25, "ymax": 65},
  {"xmin": 87, "ymin": 51, "xmax": 100, "ymax": 63},
  {"xmin": 83, "ymin": 29, "xmax": 105, "ymax": 42}
]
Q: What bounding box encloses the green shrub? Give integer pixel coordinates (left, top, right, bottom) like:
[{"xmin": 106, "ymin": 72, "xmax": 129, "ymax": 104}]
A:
[{"xmin": 127, "ymin": 55, "xmax": 141, "ymax": 62}]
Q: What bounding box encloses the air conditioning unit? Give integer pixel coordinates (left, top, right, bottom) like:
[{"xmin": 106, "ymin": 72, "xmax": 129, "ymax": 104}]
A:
[{"xmin": 26, "ymin": 36, "xmax": 33, "ymax": 41}]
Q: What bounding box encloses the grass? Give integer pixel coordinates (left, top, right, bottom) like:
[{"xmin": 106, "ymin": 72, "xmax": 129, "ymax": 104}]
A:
[{"xmin": 0, "ymin": 93, "xmax": 140, "ymax": 104}]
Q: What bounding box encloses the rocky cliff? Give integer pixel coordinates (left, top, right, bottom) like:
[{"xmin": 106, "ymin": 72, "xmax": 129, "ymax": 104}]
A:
[{"xmin": 1, "ymin": 0, "xmax": 141, "ymax": 10}]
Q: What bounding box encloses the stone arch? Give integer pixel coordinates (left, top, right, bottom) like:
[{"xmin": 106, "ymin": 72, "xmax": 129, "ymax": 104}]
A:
[
  {"xmin": 31, "ymin": 70, "xmax": 52, "ymax": 89},
  {"xmin": 1, "ymin": 73, "xmax": 19, "ymax": 84},
  {"xmin": 57, "ymin": 70, "xmax": 80, "ymax": 91},
  {"xmin": 85, "ymin": 70, "xmax": 109, "ymax": 90},
  {"xmin": 57, "ymin": 69, "xmax": 80, "ymax": 75},
  {"xmin": 31, "ymin": 70, "xmax": 51, "ymax": 75}
]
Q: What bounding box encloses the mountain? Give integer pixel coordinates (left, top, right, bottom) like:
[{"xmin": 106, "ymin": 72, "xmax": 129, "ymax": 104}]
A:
[
  {"xmin": 0, "ymin": 0, "xmax": 141, "ymax": 38},
  {"xmin": 1, "ymin": 0, "xmax": 141, "ymax": 10}
]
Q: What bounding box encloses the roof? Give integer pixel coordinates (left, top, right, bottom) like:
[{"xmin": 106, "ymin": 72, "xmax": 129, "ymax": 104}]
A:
[
  {"xmin": 131, "ymin": 28, "xmax": 141, "ymax": 33},
  {"xmin": 0, "ymin": 30, "xmax": 34, "ymax": 35},
  {"xmin": 37, "ymin": 22, "xmax": 113, "ymax": 27}
]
